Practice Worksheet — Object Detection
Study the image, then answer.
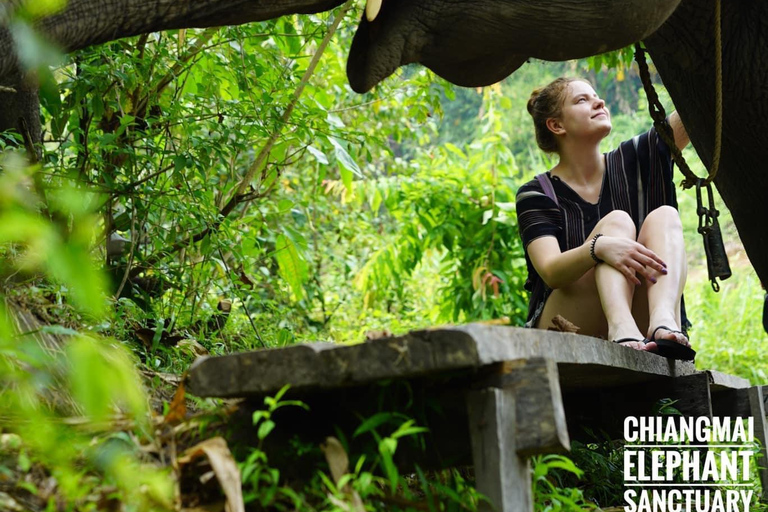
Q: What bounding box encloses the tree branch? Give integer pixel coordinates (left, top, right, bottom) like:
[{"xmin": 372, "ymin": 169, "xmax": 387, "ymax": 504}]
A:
[
  {"xmin": 133, "ymin": 27, "xmax": 219, "ymax": 117},
  {"xmin": 227, "ymin": 0, "xmax": 353, "ymax": 204},
  {"xmin": 131, "ymin": 1, "xmax": 353, "ymax": 277}
]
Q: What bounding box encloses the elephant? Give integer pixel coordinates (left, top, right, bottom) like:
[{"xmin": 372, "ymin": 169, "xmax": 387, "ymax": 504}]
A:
[
  {"xmin": 1, "ymin": 0, "xmax": 767, "ymax": 288},
  {"xmin": 346, "ymin": 0, "xmax": 681, "ymax": 92}
]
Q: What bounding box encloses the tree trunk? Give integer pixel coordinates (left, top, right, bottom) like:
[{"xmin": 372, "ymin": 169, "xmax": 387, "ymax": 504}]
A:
[{"xmin": 646, "ymin": 0, "xmax": 768, "ymax": 286}]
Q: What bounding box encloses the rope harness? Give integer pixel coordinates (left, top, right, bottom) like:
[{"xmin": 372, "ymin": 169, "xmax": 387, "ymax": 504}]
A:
[{"xmin": 633, "ymin": 0, "xmax": 730, "ymax": 291}]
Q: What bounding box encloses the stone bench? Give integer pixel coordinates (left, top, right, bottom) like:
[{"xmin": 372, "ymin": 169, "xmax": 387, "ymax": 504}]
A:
[{"xmin": 186, "ymin": 324, "xmax": 768, "ymax": 511}]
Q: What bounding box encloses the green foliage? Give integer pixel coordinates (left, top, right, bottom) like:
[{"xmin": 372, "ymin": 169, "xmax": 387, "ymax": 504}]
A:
[
  {"xmin": 351, "ymin": 120, "xmax": 529, "ymax": 323},
  {"xmin": 237, "ymin": 387, "xmax": 483, "ymax": 511},
  {"xmin": 0, "ymin": 157, "xmax": 107, "ymax": 316},
  {"xmin": 685, "ymin": 273, "xmax": 768, "ymax": 382},
  {"xmin": 0, "ymin": 158, "xmax": 173, "ymax": 510},
  {"xmin": 568, "ymin": 437, "xmax": 624, "ymax": 508},
  {"xmin": 275, "ymin": 232, "xmax": 310, "ymax": 301},
  {"xmin": 584, "ymin": 46, "xmax": 636, "ymax": 74},
  {"xmin": 240, "ymin": 385, "xmax": 310, "ymax": 508},
  {"xmin": 532, "ymin": 454, "xmax": 596, "ymax": 511},
  {"xmin": 344, "ymin": 414, "xmax": 482, "ymax": 511},
  {"xmin": 353, "ymin": 412, "xmax": 429, "ymax": 494},
  {"xmin": 23, "ymin": 11, "xmax": 445, "ymax": 349},
  {"xmin": 67, "ymin": 336, "xmax": 147, "ymax": 424}
]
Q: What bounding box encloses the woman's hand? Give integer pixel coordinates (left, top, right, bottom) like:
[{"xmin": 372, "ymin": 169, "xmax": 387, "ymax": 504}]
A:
[{"xmin": 593, "ymin": 235, "xmax": 667, "ymax": 285}]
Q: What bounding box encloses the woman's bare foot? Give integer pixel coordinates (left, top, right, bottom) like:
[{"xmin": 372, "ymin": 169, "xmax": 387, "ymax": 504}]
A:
[
  {"xmin": 610, "ymin": 322, "xmax": 654, "ymax": 351},
  {"xmin": 614, "ymin": 339, "xmax": 653, "ymax": 350},
  {"xmin": 647, "ymin": 324, "xmax": 690, "ymax": 347}
]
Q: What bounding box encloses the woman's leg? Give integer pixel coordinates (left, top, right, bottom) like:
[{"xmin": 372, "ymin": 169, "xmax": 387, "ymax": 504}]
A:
[
  {"xmin": 636, "ymin": 205, "xmax": 690, "ymax": 346},
  {"xmin": 536, "ymin": 210, "xmax": 648, "ymax": 349},
  {"xmin": 535, "ymin": 266, "xmax": 606, "ymax": 336}
]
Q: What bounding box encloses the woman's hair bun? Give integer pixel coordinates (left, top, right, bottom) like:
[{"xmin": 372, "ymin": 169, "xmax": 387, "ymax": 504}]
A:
[{"xmin": 527, "ymin": 89, "xmax": 541, "ymax": 116}]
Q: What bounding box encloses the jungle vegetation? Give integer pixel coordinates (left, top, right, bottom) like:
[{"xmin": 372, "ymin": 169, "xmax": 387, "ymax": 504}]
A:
[{"xmin": 1, "ymin": 4, "xmax": 766, "ymax": 511}]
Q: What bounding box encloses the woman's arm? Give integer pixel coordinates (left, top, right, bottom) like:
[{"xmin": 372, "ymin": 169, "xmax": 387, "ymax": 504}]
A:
[
  {"xmin": 527, "ymin": 234, "xmax": 668, "ymax": 289},
  {"xmin": 527, "ymin": 236, "xmax": 595, "ymax": 290},
  {"xmin": 669, "ymin": 111, "xmax": 690, "ymax": 151}
]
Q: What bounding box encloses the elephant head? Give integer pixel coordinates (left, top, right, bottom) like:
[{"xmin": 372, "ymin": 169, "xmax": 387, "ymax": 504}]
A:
[{"xmin": 346, "ymin": 0, "xmax": 682, "ymax": 93}]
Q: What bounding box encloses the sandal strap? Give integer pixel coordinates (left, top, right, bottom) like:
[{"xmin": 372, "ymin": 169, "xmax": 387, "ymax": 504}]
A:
[
  {"xmin": 651, "ymin": 325, "xmax": 685, "ymax": 340},
  {"xmin": 612, "ymin": 338, "xmax": 648, "ymax": 345}
]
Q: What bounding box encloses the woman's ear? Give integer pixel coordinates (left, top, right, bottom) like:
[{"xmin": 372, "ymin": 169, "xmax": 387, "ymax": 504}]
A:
[{"xmin": 546, "ymin": 118, "xmax": 565, "ymax": 136}]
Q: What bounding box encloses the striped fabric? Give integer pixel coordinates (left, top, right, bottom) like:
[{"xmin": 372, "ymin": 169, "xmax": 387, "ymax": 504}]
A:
[{"xmin": 516, "ymin": 126, "xmax": 682, "ymax": 328}]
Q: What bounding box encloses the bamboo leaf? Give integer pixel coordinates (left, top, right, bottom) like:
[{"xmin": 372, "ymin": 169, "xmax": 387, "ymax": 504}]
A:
[
  {"xmin": 330, "ymin": 137, "xmax": 362, "ymax": 178},
  {"xmin": 307, "ymin": 145, "xmax": 329, "ymax": 165},
  {"xmin": 274, "ymin": 234, "xmax": 308, "ymax": 301}
]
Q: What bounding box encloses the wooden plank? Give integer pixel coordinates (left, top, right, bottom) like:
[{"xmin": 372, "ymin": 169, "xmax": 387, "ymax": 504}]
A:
[
  {"xmin": 466, "ymin": 358, "xmax": 569, "ymax": 512},
  {"xmin": 708, "ymin": 370, "xmax": 751, "ymax": 390},
  {"xmin": 477, "ymin": 358, "xmax": 570, "ymax": 455},
  {"xmin": 467, "ymin": 388, "xmax": 532, "ymax": 512},
  {"xmin": 188, "ymin": 325, "xmax": 713, "ymax": 398},
  {"xmin": 748, "ymin": 386, "xmax": 768, "ymax": 502},
  {"xmin": 187, "ymin": 330, "xmax": 479, "ymax": 397},
  {"xmin": 711, "ymin": 388, "xmax": 752, "ymax": 417},
  {"xmin": 454, "ymin": 324, "xmax": 697, "ymax": 375},
  {"xmin": 511, "ymin": 358, "xmax": 570, "ymax": 455},
  {"xmin": 670, "ymin": 372, "xmax": 713, "ymax": 418},
  {"xmin": 563, "ymin": 372, "xmax": 712, "ymax": 442}
]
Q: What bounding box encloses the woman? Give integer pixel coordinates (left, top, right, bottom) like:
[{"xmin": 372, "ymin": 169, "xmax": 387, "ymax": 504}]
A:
[{"xmin": 516, "ymin": 77, "xmax": 694, "ymax": 360}]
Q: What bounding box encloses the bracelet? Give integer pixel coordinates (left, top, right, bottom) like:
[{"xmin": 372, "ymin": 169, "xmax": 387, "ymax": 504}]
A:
[{"xmin": 590, "ymin": 233, "xmax": 604, "ymax": 264}]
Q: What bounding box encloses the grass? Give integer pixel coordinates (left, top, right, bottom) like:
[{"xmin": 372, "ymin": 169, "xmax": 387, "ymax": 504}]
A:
[{"xmin": 685, "ymin": 270, "xmax": 768, "ymax": 384}]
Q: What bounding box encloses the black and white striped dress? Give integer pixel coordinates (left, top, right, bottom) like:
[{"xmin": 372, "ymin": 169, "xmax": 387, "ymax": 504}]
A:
[{"xmin": 516, "ymin": 125, "xmax": 688, "ymax": 330}]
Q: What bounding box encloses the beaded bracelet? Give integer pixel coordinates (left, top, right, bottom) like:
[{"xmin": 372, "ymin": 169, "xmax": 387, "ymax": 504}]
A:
[{"xmin": 590, "ymin": 233, "xmax": 604, "ymax": 264}]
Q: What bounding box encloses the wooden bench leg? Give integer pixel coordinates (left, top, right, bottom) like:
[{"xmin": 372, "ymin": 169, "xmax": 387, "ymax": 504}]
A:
[
  {"xmin": 466, "ymin": 358, "xmax": 569, "ymax": 512},
  {"xmin": 670, "ymin": 372, "xmax": 713, "ymax": 417},
  {"xmin": 467, "ymin": 387, "xmax": 532, "ymax": 512}
]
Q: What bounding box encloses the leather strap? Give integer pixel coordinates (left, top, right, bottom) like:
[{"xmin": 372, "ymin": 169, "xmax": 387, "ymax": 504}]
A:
[{"xmin": 536, "ymin": 173, "xmax": 559, "ymax": 207}]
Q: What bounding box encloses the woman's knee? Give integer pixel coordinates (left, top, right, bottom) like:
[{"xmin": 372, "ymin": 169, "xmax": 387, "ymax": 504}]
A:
[
  {"xmin": 596, "ymin": 210, "xmax": 636, "ymax": 238},
  {"xmin": 644, "ymin": 205, "xmax": 682, "ymax": 231}
]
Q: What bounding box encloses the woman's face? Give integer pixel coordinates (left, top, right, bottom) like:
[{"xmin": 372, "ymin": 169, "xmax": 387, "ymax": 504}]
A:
[{"xmin": 552, "ymin": 80, "xmax": 612, "ymax": 141}]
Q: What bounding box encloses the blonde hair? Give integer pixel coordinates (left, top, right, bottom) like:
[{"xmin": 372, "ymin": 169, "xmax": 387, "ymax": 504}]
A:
[{"xmin": 527, "ymin": 77, "xmax": 592, "ymax": 153}]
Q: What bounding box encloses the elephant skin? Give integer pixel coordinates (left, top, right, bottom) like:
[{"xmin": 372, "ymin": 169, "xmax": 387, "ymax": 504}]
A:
[
  {"xmin": 645, "ymin": 0, "xmax": 768, "ymax": 289},
  {"xmin": 346, "ymin": 0, "xmax": 681, "ymax": 92},
  {"xmin": 0, "ymin": 0, "xmax": 346, "ymax": 78}
]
